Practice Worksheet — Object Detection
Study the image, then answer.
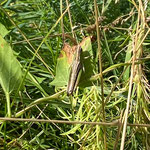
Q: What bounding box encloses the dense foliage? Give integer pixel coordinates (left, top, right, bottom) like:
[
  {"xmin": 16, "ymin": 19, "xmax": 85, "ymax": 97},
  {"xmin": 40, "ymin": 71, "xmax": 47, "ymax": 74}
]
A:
[{"xmin": 0, "ymin": 0, "xmax": 150, "ymax": 149}]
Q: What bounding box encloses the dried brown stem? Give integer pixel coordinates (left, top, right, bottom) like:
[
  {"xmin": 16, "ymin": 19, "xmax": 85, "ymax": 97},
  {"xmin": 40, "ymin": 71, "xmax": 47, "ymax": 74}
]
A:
[
  {"xmin": 0, "ymin": 117, "xmax": 150, "ymax": 127},
  {"xmin": 94, "ymin": 0, "xmax": 107, "ymax": 149}
]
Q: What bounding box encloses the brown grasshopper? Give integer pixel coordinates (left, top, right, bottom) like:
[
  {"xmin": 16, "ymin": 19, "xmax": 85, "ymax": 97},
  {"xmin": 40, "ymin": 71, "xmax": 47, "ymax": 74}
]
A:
[{"xmin": 67, "ymin": 45, "xmax": 82, "ymax": 96}]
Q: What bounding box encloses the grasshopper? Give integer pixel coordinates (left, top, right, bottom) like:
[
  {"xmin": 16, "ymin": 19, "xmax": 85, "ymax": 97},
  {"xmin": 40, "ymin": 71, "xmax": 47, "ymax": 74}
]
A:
[{"xmin": 67, "ymin": 45, "xmax": 82, "ymax": 95}]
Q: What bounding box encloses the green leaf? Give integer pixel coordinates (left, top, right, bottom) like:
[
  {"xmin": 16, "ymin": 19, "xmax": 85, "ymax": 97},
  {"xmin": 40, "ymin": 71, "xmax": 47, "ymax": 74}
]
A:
[
  {"xmin": 123, "ymin": 41, "xmax": 132, "ymax": 81},
  {"xmin": 25, "ymin": 72, "xmax": 49, "ymax": 96},
  {"xmin": 0, "ymin": 23, "xmax": 9, "ymax": 37},
  {"xmin": 51, "ymin": 37, "xmax": 94, "ymax": 88},
  {"xmin": 80, "ymin": 36, "xmax": 93, "ymax": 55},
  {"xmin": 61, "ymin": 124, "xmax": 81, "ymax": 135},
  {"xmin": 79, "ymin": 37, "xmax": 94, "ymax": 87},
  {"xmin": 0, "ymin": 35, "xmax": 22, "ymax": 94},
  {"xmin": 51, "ymin": 51, "xmax": 70, "ymax": 86}
]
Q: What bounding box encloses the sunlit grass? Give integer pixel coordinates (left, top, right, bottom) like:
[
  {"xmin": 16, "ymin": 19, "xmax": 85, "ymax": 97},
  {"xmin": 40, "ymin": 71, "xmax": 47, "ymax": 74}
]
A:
[{"xmin": 0, "ymin": 0, "xmax": 150, "ymax": 149}]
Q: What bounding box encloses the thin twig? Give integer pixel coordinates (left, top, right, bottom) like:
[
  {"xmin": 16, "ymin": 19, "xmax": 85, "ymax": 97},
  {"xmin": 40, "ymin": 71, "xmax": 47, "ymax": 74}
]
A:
[
  {"xmin": 14, "ymin": 89, "xmax": 66, "ymax": 118},
  {"xmin": 113, "ymin": 111, "xmax": 124, "ymax": 150},
  {"xmin": 60, "ymin": 0, "xmax": 65, "ymax": 42},
  {"xmin": 0, "ymin": 118, "xmax": 150, "ymax": 127},
  {"xmin": 12, "ymin": 16, "xmax": 129, "ymax": 45},
  {"xmin": 66, "ymin": 0, "xmax": 75, "ymax": 38},
  {"xmin": 94, "ymin": 0, "xmax": 107, "ymax": 149}
]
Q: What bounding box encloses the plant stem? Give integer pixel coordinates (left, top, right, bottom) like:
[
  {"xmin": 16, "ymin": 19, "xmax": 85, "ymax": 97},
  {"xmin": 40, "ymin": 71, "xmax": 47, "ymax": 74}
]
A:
[
  {"xmin": 6, "ymin": 92, "xmax": 11, "ymax": 117},
  {"xmin": 94, "ymin": 0, "xmax": 107, "ymax": 149},
  {"xmin": 70, "ymin": 95, "xmax": 77, "ymax": 149},
  {"xmin": 15, "ymin": 90, "xmax": 65, "ymax": 117},
  {"xmin": 60, "ymin": 0, "xmax": 65, "ymax": 42},
  {"xmin": 4, "ymin": 121, "xmax": 6, "ymax": 150},
  {"xmin": 66, "ymin": 0, "xmax": 75, "ymax": 38},
  {"xmin": 70, "ymin": 96, "xmax": 75, "ymax": 121}
]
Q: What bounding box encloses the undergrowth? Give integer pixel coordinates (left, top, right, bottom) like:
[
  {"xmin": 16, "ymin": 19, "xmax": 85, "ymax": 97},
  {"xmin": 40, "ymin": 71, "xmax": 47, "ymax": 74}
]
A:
[{"xmin": 0, "ymin": 0, "xmax": 150, "ymax": 149}]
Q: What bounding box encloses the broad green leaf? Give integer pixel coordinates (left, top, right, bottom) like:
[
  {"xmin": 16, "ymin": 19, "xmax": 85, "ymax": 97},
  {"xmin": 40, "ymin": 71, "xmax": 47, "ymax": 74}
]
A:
[
  {"xmin": 0, "ymin": 23, "xmax": 9, "ymax": 37},
  {"xmin": 79, "ymin": 37, "xmax": 94, "ymax": 87},
  {"xmin": 50, "ymin": 51, "xmax": 70, "ymax": 86},
  {"xmin": 0, "ymin": 35, "xmax": 22, "ymax": 94},
  {"xmin": 80, "ymin": 36, "xmax": 93, "ymax": 55},
  {"xmin": 51, "ymin": 37, "xmax": 94, "ymax": 87}
]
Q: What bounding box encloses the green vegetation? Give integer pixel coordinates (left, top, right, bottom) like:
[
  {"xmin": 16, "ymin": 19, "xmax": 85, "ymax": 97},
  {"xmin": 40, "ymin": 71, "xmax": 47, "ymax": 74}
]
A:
[{"xmin": 0, "ymin": 0, "xmax": 150, "ymax": 149}]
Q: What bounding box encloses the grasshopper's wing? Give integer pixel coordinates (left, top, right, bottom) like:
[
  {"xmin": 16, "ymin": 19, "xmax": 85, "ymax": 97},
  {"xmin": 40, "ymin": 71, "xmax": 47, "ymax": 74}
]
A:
[
  {"xmin": 67, "ymin": 46, "xmax": 82, "ymax": 95},
  {"xmin": 67, "ymin": 60, "xmax": 82, "ymax": 95}
]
